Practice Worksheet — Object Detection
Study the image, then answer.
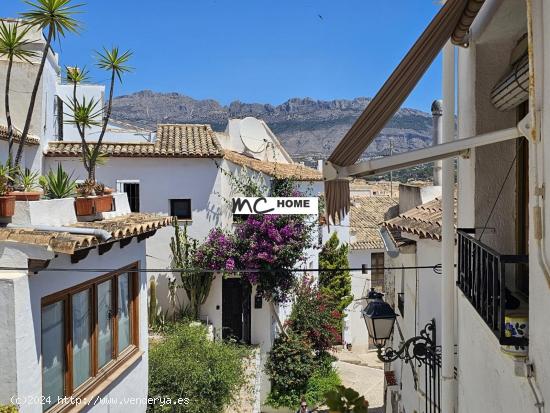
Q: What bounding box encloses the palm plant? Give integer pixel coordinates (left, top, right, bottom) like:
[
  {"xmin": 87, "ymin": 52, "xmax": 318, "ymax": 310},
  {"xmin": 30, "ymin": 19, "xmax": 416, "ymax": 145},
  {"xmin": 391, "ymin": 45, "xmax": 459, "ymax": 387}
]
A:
[
  {"xmin": 13, "ymin": 0, "xmax": 83, "ymax": 169},
  {"xmin": 39, "ymin": 163, "xmax": 76, "ymax": 199},
  {"xmin": 64, "ymin": 66, "xmax": 109, "ymax": 182},
  {"xmin": 87, "ymin": 47, "xmax": 132, "ymax": 181},
  {"xmin": 0, "ymin": 21, "xmax": 38, "ymax": 166}
]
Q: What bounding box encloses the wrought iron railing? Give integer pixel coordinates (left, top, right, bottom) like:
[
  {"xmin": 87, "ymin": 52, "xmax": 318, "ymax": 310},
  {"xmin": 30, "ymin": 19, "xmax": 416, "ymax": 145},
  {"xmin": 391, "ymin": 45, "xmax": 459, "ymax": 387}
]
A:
[{"xmin": 457, "ymin": 229, "xmax": 528, "ymax": 346}]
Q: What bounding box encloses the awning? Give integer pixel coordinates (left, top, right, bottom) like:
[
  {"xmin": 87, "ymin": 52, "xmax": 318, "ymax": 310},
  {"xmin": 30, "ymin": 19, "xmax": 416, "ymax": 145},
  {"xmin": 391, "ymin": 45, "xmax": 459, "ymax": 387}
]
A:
[{"xmin": 324, "ymin": 0, "xmax": 485, "ymax": 223}]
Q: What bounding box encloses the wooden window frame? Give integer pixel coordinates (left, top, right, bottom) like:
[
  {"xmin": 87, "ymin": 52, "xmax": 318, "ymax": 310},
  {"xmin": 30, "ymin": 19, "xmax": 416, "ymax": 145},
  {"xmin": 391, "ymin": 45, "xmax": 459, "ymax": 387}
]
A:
[
  {"xmin": 170, "ymin": 199, "xmax": 192, "ymax": 220},
  {"xmin": 41, "ymin": 263, "xmax": 140, "ymax": 412}
]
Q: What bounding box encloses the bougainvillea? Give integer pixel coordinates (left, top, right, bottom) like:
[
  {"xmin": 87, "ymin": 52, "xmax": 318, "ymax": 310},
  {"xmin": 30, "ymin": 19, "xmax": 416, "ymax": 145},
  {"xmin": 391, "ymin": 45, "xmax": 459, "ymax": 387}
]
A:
[
  {"xmin": 193, "ymin": 228, "xmax": 239, "ymax": 271},
  {"xmin": 193, "ymin": 178, "xmax": 315, "ymax": 303},
  {"xmin": 286, "ymin": 276, "xmax": 342, "ymax": 353}
]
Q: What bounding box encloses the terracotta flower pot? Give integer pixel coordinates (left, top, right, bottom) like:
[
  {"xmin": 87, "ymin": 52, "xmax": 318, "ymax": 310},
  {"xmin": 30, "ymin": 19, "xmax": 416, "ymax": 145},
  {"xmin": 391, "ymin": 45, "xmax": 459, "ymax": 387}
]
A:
[
  {"xmin": 94, "ymin": 195, "xmax": 114, "ymax": 213},
  {"xmin": 75, "ymin": 197, "xmax": 95, "ymax": 216},
  {"xmin": 9, "ymin": 191, "xmax": 41, "ymax": 201},
  {"xmin": 75, "ymin": 195, "xmax": 114, "ymax": 216},
  {"xmin": 0, "ymin": 195, "xmax": 16, "ymax": 217}
]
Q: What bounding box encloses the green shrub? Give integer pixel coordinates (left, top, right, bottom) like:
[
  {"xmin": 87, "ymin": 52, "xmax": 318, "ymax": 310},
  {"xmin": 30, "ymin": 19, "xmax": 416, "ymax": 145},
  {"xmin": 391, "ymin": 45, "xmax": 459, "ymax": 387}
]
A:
[
  {"xmin": 305, "ymin": 365, "xmax": 341, "ymax": 408},
  {"xmin": 148, "ymin": 322, "xmax": 249, "ymax": 413},
  {"xmin": 265, "ymin": 333, "xmax": 316, "ymax": 408},
  {"xmin": 0, "ymin": 405, "xmax": 19, "ymax": 413}
]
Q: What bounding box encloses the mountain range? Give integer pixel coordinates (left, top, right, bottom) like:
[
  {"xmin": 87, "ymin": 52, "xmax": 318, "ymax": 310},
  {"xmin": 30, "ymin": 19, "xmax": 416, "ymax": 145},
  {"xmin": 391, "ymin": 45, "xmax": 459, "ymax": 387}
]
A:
[{"xmin": 111, "ymin": 91, "xmax": 435, "ymax": 162}]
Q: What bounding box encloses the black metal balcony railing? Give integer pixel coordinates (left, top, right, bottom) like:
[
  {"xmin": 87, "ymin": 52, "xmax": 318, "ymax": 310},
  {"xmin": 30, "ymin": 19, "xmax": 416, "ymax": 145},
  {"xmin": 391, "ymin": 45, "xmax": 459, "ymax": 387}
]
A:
[{"xmin": 457, "ymin": 229, "xmax": 529, "ymax": 346}]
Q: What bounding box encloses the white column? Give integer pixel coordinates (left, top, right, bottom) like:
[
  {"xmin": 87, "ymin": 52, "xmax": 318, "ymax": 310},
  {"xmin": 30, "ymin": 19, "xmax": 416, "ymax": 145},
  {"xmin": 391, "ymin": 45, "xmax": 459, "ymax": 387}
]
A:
[
  {"xmin": 432, "ymin": 100, "xmax": 443, "ymax": 186},
  {"xmin": 441, "ymin": 39, "xmax": 457, "ymax": 412}
]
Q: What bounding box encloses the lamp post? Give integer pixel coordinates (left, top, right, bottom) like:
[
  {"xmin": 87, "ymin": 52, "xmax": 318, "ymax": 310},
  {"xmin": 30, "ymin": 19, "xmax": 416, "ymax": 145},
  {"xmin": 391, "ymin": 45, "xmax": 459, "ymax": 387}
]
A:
[{"xmin": 362, "ymin": 293, "xmax": 437, "ymax": 365}]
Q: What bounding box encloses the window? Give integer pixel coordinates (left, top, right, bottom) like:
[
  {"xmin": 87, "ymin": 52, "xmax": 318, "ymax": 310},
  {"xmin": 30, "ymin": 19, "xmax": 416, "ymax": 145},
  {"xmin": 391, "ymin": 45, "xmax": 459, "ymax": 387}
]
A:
[
  {"xmin": 170, "ymin": 199, "xmax": 192, "ymax": 220},
  {"xmin": 41, "ymin": 264, "xmax": 139, "ymax": 411},
  {"xmin": 117, "ymin": 180, "xmax": 140, "ymax": 212},
  {"xmin": 371, "ymin": 253, "xmax": 385, "ymax": 290}
]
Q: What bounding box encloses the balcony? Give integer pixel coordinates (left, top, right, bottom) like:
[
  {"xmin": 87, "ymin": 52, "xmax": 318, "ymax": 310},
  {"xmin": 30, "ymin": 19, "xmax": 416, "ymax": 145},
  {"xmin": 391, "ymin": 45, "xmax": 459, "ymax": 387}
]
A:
[{"xmin": 457, "ymin": 230, "xmax": 528, "ymax": 346}]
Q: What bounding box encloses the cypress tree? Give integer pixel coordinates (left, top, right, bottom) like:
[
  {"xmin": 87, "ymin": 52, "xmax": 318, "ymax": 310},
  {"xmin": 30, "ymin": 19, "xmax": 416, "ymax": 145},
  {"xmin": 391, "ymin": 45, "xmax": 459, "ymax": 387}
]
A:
[{"xmin": 319, "ymin": 232, "xmax": 353, "ymax": 313}]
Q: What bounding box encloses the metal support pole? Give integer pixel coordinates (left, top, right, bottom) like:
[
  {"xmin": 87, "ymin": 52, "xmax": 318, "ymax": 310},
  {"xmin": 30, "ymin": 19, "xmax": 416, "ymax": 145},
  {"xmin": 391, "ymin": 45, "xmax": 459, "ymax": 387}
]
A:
[
  {"xmin": 441, "ymin": 39, "xmax": 457, "ymax": 412},
  {"xmin": 432, "ymin": 100, "xmax": 443, "ymax": 186}
]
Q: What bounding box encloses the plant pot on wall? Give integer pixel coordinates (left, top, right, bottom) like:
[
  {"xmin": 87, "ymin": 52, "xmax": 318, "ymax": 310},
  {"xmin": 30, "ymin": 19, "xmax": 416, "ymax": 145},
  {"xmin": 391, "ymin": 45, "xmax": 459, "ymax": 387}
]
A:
[
  {"xmin": 8, "ymin": 191, "xmax": 42, "ymax": 201},
  {"xmin": 95, "ymin": 195, "xmax": 114, "ymax": 213},
  {"xmin": 75, "ymin": 195, "xmax": 114, "ymax": 216},
  {"xmin": 0, "ymin": 195, "xmax": 16, "ymax": 217}
]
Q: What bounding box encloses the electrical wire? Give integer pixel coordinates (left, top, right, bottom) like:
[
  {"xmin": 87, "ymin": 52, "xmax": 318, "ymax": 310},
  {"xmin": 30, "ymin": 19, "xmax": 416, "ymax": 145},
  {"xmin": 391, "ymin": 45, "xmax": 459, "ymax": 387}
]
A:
[{"xmin": 1, "ymin": 264, "xmax": 443, "ymax": 275}]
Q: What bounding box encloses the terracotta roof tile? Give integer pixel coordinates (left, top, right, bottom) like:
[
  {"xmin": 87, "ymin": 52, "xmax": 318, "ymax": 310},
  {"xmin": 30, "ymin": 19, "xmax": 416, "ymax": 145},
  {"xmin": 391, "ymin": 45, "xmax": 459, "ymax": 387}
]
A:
[
  {"xmin": 0, "ymin": 125, "xmax": 40, "ymax": 145},
  {"xmin": 44, "ymin": 124, "xmax": 223, "ymax": 158},
  {"xmin": 0, "ymin": 213, "xmax": 171, "ymax": 255},
  {"xmin": 350, "ymin": 196, "xmax": 399, "ymax": 250},
  {"xmin": 384, "ymin": 197, "xmax": 457, "ymax": 241},
  {"xmin": 223, "ymin": 150, "xmax": 322, "ymax": 181}
]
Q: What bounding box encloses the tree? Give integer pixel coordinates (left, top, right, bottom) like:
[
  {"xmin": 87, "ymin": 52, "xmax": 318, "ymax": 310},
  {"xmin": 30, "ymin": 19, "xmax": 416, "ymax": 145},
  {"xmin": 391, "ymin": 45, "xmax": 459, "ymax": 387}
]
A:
[
  {"xmin": 319, "ymin": 232, "xmax": 353, "ymax": 313},
  {"xmin": 0, "ymin": 21, "xmax": 37, "ymax": 166},
  {"xmin": 14, "ymin": 0, "xmax": 82, "ymax": 168},
  {"xmin": 66, "ymin": 48, "xmax": 132, "ymax": 182}
]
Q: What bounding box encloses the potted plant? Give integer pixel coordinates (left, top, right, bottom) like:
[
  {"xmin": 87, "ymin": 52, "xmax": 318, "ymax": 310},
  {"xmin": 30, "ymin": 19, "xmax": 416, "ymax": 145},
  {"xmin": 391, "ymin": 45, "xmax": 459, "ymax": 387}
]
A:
[
  {"xmin": 39, "ymin": 163, "xmax": 77, "ymax": 199},
  {"xmin": 9, "ymin": 168, "xmax": 42, "ymax": 201},
  {"xmin": 0, "ymin": 162, "xmax": 15, "ymax": 217},
  {"xmin": 94, "ymin": 182, "xmax": 114, "ymax": 212},
  {"xmin": 74, "ymin": 180, "xmax": 114, "ymax": 216}
]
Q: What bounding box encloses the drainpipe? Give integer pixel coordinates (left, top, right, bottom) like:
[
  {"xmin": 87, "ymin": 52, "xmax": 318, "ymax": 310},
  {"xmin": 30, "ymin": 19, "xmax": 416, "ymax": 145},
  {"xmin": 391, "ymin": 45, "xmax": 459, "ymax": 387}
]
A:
[
  {"xmin": 441, "ymin": 39, "xmax": 456, "ymax": 413},
  {"xmin": 6, "ymin": 224, "xmax": 112, "ymax": 242},
  {"xmin": 432, "ymin": 100, "xmax": 443, "ymax": 186}
]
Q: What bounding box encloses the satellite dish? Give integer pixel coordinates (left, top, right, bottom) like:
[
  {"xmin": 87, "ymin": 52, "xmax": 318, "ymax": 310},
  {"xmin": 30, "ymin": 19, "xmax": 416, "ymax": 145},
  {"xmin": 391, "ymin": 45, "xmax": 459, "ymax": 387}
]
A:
[{"xmin": 240, "ymin": 117, "xmax": 269, "ymax": 153}]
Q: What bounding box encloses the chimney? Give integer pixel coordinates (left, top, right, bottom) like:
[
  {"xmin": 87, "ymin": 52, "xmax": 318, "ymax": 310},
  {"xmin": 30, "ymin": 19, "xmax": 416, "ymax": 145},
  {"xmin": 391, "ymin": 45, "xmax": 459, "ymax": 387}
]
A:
[{"xmin": 431, "ymin": 100, "xmax": 443, "ymax": 186}]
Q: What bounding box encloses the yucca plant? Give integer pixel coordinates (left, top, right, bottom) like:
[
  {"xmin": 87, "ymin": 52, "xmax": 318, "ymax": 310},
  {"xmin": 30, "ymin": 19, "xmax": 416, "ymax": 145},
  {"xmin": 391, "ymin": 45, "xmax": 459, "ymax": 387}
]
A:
[
  {"xmin": 39, "ymin": 163, "xmax": 76, "ymax": 199},
  {"xmin": 15, "ymin": 167, "xmax": 40, "ymax": 191},
  {"xmin": 0, "ymin": 21, "xmax": 38, "ymax": 166},
  {"xmin": 13, "ymin": 0, "xmax": 83, "ymax": 168},
  {"xmin": 0, "ymin": 162, "xmax": 15, "ymax": 196},
  {"xmin": 88, "ymin": 47, "xmax": 132, "ymax": 181},
  {"xmin": 66, "ymin": 47, "xmax": 131, "ymax": 182}
]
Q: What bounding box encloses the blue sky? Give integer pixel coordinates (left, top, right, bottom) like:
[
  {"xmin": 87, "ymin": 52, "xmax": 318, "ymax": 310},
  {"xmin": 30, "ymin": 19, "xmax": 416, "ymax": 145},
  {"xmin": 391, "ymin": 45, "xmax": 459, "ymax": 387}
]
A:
[{"xmin": 3, "ymin": 0, "xmax": 443, "ymax": 112}]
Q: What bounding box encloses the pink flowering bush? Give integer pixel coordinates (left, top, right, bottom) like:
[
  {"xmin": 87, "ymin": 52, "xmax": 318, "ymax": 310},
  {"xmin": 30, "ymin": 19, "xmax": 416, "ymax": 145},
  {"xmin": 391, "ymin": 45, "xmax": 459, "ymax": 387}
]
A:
[
  {"xmin": 193, "ymin": 228, "xmax": 238, "ymax": 271},
  {"xmin": 193, "ymin": 179, "xmax": 315, "ymax": 303}
]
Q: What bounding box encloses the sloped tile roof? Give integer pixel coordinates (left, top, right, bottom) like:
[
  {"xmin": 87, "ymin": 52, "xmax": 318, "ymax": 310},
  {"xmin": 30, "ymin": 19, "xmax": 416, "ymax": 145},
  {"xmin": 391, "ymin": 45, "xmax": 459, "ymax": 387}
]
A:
[
  {"xmin": 350, "ymin": 196, "xmax": 399, "ymax": 250},
  {"xmin": 0, "ymin": 213, "xmax": 171, "ymax": 254},
  {"xmin": 45, "ymin": 124, "xmax": 223, "ymax": 158},
  {"xmin": 223, "ymin": 150, "xmax": 322, "ymax": 181},
  {"xmin": 384, "ymin": 197, "xmax": 456, "ymax": 241},
  {"xmin": 0, "ymin": 124, "xmax": 40, "ymax": 145}
]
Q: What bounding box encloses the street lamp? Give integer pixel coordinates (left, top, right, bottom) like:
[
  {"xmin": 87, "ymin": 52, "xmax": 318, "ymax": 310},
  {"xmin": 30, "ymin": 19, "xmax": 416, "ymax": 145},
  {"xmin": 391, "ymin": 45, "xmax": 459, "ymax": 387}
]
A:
[
  {"xmin": 362, "ymin": 291, "xmax": 396, "ymax": 347},
  {"xmin": 362, "ymin": 294, "xmax": 437, "ymax": 364}
]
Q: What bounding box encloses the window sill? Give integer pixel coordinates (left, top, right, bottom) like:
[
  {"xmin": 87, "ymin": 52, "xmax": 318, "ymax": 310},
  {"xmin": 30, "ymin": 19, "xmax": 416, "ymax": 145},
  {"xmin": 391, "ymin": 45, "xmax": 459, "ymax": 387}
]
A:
[{"xmin": 50, "ymin": 348, "xmax": 143, "ymax": 413}]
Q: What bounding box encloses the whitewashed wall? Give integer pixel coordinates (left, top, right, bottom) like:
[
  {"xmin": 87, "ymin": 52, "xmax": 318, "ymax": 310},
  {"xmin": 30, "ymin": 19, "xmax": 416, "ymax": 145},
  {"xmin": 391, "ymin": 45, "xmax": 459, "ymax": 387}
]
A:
[
  {"xmin": 453, "ymin": 1, "xmax": 544, "ymax": 412},
  {"xmin": 345, "ymin": 248, "xmax": 375, "ymax": 350},
  {"xmin": 0, "ymin": 239, "xmax": 149, "ymax": 413}
]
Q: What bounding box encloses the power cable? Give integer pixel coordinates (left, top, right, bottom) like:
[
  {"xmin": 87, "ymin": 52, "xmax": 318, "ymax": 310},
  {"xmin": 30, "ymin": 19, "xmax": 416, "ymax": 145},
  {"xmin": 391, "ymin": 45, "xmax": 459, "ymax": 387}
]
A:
[{"xmin": 1, "ymin": 264, "xmax": 443, "ymax": 274}]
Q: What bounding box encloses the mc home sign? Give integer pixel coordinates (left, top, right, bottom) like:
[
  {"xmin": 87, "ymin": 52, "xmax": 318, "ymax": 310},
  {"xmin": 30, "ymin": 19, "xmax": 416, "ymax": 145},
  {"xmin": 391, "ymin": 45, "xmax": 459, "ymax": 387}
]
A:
[{"xmin": 232, "ymin": 197, "xmax": 318, "ymax": 215}]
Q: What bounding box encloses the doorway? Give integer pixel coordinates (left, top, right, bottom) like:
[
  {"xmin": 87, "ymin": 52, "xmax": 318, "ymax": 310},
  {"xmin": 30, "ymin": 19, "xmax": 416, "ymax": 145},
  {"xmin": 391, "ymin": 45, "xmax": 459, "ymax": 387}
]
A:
[{"xmin": 222, "ymin": 278, "xmax": 251, "ymax": 343}]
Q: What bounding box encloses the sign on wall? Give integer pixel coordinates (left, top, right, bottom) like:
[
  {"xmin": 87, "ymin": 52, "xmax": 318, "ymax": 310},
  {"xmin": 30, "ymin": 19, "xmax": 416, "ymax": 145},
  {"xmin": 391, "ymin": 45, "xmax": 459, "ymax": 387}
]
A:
[{"xmin": 232, "ymin": 197, "xmax": 318, "ymax": 215}]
